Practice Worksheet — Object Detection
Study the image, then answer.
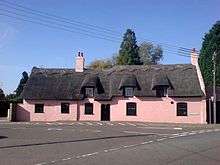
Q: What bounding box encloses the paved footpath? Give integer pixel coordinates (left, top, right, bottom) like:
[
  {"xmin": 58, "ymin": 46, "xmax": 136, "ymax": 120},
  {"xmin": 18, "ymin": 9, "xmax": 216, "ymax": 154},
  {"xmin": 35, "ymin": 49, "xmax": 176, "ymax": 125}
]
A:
[{"xmin": 0, "ymin": 122, "xmax": 220, "ymax": 165}]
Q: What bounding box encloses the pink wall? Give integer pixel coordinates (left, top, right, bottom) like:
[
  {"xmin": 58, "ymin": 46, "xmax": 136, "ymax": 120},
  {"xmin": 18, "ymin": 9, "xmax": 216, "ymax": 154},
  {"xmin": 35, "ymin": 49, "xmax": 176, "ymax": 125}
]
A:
[
  {"xmin": 16, "ymin": 96, "xmax": 206, "ymax": 124},
  {"xmin": 16, "ymin": 100, "xmax": 77, "ymax": 122},
  {"xmin": 109, "ymin": 97, "xmax": 206, "ymax": 124}
]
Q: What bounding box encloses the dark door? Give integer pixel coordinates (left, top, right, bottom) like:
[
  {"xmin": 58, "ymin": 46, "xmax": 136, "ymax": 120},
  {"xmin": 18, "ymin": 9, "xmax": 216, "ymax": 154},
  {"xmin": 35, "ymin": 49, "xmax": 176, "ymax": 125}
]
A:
[
  {"xmin": 101, "ymin": 104, "xmax": 110, "ymax": 121},
  {"xmin": 216, "ymin": 101, "xmax": 220, "ymax": 123}
]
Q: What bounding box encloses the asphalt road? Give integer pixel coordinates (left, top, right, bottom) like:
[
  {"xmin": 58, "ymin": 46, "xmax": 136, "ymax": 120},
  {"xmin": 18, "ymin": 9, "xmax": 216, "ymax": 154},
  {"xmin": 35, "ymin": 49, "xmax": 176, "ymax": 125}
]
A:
[{"xmin": 0, "ymin": 121, "xmax": 220, "ymax": 165}]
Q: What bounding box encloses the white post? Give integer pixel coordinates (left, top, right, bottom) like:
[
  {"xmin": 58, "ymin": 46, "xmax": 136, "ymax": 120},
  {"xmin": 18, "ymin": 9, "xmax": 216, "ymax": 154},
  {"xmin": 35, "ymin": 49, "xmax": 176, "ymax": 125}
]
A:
[{"xmin": 7, "ymin": 103, "xmax": 12, "ymax": 121}]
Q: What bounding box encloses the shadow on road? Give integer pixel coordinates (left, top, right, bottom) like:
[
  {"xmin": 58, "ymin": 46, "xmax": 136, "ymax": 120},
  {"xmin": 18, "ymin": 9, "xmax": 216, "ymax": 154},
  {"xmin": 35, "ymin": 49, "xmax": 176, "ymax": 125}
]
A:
[{"xmin": 0, "ymin": 134, "xmax": 154, "ymax": 149}]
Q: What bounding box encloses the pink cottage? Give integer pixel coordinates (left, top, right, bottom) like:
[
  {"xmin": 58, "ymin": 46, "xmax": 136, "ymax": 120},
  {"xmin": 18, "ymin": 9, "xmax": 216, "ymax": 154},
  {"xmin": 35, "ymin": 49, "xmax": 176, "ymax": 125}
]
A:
[{"xmin": 16, "ymin": 50, "xmax": 207, "ymax": 123}]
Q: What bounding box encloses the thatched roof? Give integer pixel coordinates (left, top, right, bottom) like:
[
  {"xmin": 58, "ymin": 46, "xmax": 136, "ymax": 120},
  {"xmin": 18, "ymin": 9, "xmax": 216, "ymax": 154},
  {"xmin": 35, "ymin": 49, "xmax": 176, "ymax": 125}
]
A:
[
  {"xmin": 22, "ymin": 64, "xmax": 204, "ymax": 101},
  {"xmin": 151, "ymin": 72, "xmax": 173, "ymax": 90},
  {"xmin": 119, "ymin": 74, "xmax": 140, "ymax": 90}
]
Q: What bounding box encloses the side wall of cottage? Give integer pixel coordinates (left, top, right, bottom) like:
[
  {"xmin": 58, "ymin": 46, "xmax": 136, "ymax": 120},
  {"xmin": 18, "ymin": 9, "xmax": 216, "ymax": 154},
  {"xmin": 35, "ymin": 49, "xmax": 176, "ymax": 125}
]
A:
[
  {"xmin": 16, "ymin": 97, "xmax": 206, "ymax": 124},
  {"xmin": 16, "ymin": 100, "xmax": 78, "ymax": 121}
]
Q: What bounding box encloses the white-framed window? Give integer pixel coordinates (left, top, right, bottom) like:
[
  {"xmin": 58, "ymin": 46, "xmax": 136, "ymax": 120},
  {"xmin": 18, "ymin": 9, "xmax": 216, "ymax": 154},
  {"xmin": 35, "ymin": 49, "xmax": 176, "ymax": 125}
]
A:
[
  {"xmin": 85, "ymin": 87, "xmax": 94, "ymax": 97},
  {"xmin": 124, "ymin": 87, "xmax": 134, "ymax": 97}
]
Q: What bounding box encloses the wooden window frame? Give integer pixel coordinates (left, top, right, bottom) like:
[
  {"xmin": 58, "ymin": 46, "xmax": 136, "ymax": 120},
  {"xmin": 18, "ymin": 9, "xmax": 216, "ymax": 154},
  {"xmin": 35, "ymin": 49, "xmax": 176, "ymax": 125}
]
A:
[
  {"xmin": 35, "ymin": 104, "xmax": 44, "ymax": 113},
  {"xmin": 61, "ymin": 103, "xmax": 70, "ymax": 114},
  {"xmin": 126, "ymin": 102, "xmax": 137, "ymax": 116},
  {"xmin": 177, "ymin": 102, "xmax": 187, "ymax": 116},
  {"xmin": 85, "ymin": 103, "xmax": 93, "ymax": 115}
]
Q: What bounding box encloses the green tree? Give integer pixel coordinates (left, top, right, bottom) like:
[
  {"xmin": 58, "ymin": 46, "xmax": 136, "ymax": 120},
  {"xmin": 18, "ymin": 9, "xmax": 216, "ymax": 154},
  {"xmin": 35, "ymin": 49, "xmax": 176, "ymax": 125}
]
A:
[
  {"xmin": 199, "ymin": 21, "xmax": 220, "ymax": 86},
  {"xmin": 15, "ymin": 71, "xmax": 29, "ymax": 96},
  {"xmin": 117, "ymin": 29, "xmax": 141, "ymax": 65},
  {"xmin": 138, "ymin": 42, "xmax": 163, "ymax": 64},
  {"xmin": 0, "ymin": 88, "xmax": 5, "ymax": 100},
  {"xmin": 89, "ymin": 59, "xmax": 113, "ymax": 70}
]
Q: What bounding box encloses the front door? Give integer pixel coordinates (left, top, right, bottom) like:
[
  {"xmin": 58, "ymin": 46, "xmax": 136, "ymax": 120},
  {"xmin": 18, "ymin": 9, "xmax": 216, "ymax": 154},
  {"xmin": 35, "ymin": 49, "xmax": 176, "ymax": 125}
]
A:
[{"xmin": 101, "ymin": 104, "xmax": 110, "ymax": 121}]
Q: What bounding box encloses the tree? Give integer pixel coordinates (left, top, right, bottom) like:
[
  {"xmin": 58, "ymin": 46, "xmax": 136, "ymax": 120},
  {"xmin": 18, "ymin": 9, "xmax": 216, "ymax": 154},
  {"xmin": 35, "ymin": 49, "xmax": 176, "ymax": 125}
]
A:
[
  {"xmin": 0, "ymin": 88, "xmax": 5, "ymax": 100},
  {"xmin": 117, "ymin": 29, "xmax": 142, "ymax": 65},
  {"xmin": 199, "ymin": 21, "xmax": 220, "ymax": 86},
  {"xmin": 15, "ymin": 71, "xmax": 29, "ymax": 96},
  {"xmin": 138, "ymin": 42, "xmax": 163, "ymax": 64},
  {"xmin": 89, "ymin": 59, "xmax": 113, "ymax": 70}
]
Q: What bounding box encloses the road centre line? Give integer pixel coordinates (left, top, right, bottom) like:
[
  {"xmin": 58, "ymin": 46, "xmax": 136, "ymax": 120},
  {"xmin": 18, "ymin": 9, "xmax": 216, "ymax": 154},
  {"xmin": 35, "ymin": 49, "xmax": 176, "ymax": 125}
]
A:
[
  {"xmin": 138, "ymin": 126, "xmax": 183, "ymax": 130},
  {"xmin": 35, "ymin": 129, "xmax": 220, "ymax": 165},
  {"xmin": 126, "ymin": 122, "xmax": 137, "ymax": 126},
  {"xmin": 123, "ymin": 130, "xmax": 173, "ymax": 136}
]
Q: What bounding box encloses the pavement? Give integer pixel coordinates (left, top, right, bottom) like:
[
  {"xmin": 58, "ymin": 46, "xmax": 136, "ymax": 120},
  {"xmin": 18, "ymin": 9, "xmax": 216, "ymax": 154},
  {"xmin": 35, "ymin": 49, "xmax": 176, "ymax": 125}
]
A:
[{"xmin": 0, "ymin": 121, "xmax": 220, "ymax": 165}]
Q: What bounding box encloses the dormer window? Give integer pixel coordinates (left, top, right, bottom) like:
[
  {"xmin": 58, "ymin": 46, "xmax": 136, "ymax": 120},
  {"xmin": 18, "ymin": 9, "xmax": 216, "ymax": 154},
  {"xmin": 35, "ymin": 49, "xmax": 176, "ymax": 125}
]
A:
[
  {"xmin": 156, "ymin": 87, "xmax": 168, "ymax": 97},
  {"xmin": 124, "ymin": 87, "xmax": 134, "ymax": 97},
  {"xmin": 85, "ymin": 87, "xmax": 94, "ymax": 97}
]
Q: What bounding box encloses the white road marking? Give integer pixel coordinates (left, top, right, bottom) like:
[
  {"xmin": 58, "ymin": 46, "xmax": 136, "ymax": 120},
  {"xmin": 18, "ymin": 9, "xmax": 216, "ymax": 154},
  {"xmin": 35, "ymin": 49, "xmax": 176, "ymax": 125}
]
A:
[
  {"xmin": 157, "ymin": 138, "xmax": 166, "ymax": 141},
  {"xmin": 35, "ymin": 128, "xmax": 220, "ymax": 165},
  {"xmin": 47, "ymin": 128, "xmax": 63, "ymax": 131},
  {"xmin": 77, "ymin": 122, "xmax": 84, "ymax": 125},
  {"xmin": 35, "ymin": 163, "xmax": 46, "ymax": 165},
  {"xmin": 86, "ymin": 122, "xmax": 93, "ymax": 126},
  {"xmin": 62, "ymin": 157, "xmax": 72, "ymax": 161},
  {"xmin": 123, "ymin": 144, "xmax": 136, "ymax": 148},
  {"xmin": 123, "ymin": 131, "xmax": 171, "ymax": 136},
  {"xmin": 174, "ymin": 127, "xmax": 183, "ymax": 130},
  {"xmin": 137, "ymin": 123, "xmax": 149, "ymax": 127},
  {"xmin": 188, "ymin": 132, "xmax": 196, "ymax": 135},
  {"xmin": 118, "ymin": 122, "xmax": 125, "ymax": 126},
  {"xmin": 106, "ymin": 122, "xmax": 114, "ymax": 126},
  {"xmin": 138, "ymin": 126, "xmax": 183, "ymax": 130},
  {"xmin": 126, "ymin": 122, "xmax": 136, "ymax": 126},
  {"xmin": 108, "ymin": 147, "xmax": 121, "ymax": 151},
  {"xmin": 77, "ymin": 152, "xmax": 99, "ymax": 158},
  {"xmin": 96, "ymin": 122, "xmax": 103, "ymax": 125}
]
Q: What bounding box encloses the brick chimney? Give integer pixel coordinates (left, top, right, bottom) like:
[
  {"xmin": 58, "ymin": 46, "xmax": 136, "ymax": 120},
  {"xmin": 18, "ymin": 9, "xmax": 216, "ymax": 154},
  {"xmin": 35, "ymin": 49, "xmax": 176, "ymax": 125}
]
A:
[
  {"xmin": 191, "ymin": 48, "xmax": 199, "ymax": 66},
  {"xmin": 75, "ymin": 51, "xmax": 85, "ymax": 72}
]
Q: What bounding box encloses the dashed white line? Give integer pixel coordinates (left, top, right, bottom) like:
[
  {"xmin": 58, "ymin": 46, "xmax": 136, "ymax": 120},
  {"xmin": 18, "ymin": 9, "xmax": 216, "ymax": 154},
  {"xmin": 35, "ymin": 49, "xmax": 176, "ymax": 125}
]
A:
[
  {"xmin": 106, "ymin": 122, "xmax": 114, "ymax": 126},
  {"xmin": 174, "ymin": 127, "xmax": 183, "ymax": 130},
  {"xmin": 62, "ymin": 157, "xmax": 72, "ymax": 161},
  {"xmin": 96, "ymin": 122, "xmax": 103, "ymax": 125},
  {"xmin": 157, "ymin": 138, "xmax": 166, "ymax": 141},
  {"xmin": 126, "ymin": 122, "xmax": 136, "ymax": 126},
  {"xmin": 86, "ymin": 122, "xmax": 93, "ymax": 126},
  {"xmin": 118, "ymin": 122, "xmax": 125, "ymax": 126}
]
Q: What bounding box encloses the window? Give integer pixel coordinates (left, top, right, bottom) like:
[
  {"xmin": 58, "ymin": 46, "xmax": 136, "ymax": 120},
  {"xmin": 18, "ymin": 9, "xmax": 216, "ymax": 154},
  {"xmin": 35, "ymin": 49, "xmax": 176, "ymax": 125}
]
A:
[
  {"xmin": 35, "ymin": 104, "xmax": 44, "ymax": 113},
  {"xmin": 85, "ymin": 103, "xmax": 93, "ymax": 115},
  {"xmin": 61, "ymin": 103, "xmax": 70, "ymax": 114},
  {"xmin": 156, "ymin": 88, "xmax": 167, "ymax": 97},
  {"xmin": 126, "ymin": 102, "xmax": 137, "ymax": 116},
  {"xmin": 85, "ymin": 87, "xmax": 94, "ymax": 97},
  {"xmin": 177, "ymin": 102, "xmax": 187, "ymax": 116},
  {"xmin": 124, "ymin": 87, "xmax": 134, "ymax": 97}
]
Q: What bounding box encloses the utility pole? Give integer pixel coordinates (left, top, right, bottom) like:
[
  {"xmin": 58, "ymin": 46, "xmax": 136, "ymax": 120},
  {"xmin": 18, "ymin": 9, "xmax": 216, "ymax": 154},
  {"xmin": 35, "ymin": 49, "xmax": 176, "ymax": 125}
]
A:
[{"xmin": 213, "ymin": 51, "xmax": 217, "ymax": 124}]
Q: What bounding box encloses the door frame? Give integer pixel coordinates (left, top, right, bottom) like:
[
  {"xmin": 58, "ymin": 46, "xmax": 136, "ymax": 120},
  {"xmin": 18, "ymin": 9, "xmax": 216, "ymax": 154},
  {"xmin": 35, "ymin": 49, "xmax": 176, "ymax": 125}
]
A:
[{"xmin": 101, "ymin": 104, "xmax": 110, "ymax": 121}]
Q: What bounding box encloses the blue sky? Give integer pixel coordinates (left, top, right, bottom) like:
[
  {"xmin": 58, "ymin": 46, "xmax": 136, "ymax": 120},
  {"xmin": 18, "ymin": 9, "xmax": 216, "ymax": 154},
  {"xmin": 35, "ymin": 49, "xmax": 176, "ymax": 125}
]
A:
[{"xmin": 0, "ymin": 0, "xmax": 219, "ymax": 94}]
